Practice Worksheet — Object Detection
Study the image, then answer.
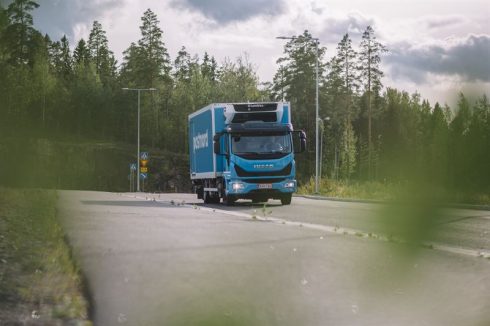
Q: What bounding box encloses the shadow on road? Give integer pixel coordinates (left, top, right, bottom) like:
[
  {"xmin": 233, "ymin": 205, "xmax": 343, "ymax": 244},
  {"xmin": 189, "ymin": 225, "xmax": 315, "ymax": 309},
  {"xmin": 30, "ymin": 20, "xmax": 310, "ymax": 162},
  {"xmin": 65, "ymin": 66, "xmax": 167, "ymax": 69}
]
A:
[
  {"xmin": 81, "ymin": 199, "xmax": 283, "ymax": 213},
  {"xmin": 198, "ymin": 200, "xmax": 283, "ymax": 211},
  {"xmin": 81, "ymin": 200, "xmax": 179, "ymax": 208}
]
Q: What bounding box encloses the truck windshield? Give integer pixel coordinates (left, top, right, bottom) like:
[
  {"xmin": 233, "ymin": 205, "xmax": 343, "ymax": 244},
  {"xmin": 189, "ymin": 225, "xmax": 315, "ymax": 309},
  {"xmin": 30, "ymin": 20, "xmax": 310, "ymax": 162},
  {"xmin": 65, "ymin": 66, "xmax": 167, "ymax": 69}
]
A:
[{"xmin": 231, "ymin": 133, "xmax": 292, "ymax": 155}]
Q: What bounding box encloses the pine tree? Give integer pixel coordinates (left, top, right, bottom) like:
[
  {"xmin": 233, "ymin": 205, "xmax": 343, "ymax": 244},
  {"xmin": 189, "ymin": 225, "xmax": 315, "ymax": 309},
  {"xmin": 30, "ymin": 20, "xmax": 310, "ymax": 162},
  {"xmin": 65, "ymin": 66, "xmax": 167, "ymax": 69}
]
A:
[
  {"xmin": 273, "ymin": 30, "xmax": 326, "ymax": 178},
  {"xmin": 201, "ymin": 52, "xmax": 218, "ymax": 82},
  {"xmin": 216, "ymin": 55, "xmax": 260, "ymax": 102},
  {"xmin": 274, "ymin": 30, "xmax": 326, "ymax": 127},
  {"xmin": 429, "ymin": 102, "xmax": 449, "ymax": 185},
  {"xmin": 449, "ymin": 93, "xmax": 472, "ymax": 188},
  {"xmin": 358, "ymin": 26, "xmax": 387, "ymax": 179},
  {"xmin": 73, "ymin": 39, "xmax": 90, "ymax": 66},
  {"xmin": 59, "ymin": 35, "xmax": 72, "ymax": 80},
  {"xmin": 336, "ymin": 33, "xmax": 358, "ymax": 96},
  {"xmin": 48, "ymin": 39, "xmax": 61, "ymax": 73},
  {"xmin": 174, "ymin": 46, "xmax": 192, "ymax": 82},
  {"xmin": 120, "ymin": 42, "xmax": 139, "ymax": 83},
  {"xmin": 340, "ymin": 118, "xmax": 357, "ymax": 179},
  {"xmin": 87, "ymin": 20, "xmax": 115, "ymax": 80},
  {"xmin": 323, "ymin": 34, "xmax": 359, "ymax": 180},
  {"xmin": 0, "ymin": 4, "xmax": 9, "ymax": 63},
  {"xmin": 271, "ymin": 65, "xmax": 288, "ymax": 101},
  {"xmin": 4, "ymin": 0, "xmax": 39, "ymax": 65},
  {"xmin": 467, "ymin": 95, "xmax": 490, "ymax": 189},
  {"xmin": 137, "ymin": 8, "xmax": 170, "ymax": 86}
]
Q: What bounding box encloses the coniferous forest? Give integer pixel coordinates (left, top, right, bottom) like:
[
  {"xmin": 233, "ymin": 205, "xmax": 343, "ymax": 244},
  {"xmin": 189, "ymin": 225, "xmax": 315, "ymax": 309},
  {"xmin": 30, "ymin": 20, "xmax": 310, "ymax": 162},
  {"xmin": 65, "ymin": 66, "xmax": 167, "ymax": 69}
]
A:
[{"xmin": 0, "ymin": 1, "xmax": 488, "ymax": 198}]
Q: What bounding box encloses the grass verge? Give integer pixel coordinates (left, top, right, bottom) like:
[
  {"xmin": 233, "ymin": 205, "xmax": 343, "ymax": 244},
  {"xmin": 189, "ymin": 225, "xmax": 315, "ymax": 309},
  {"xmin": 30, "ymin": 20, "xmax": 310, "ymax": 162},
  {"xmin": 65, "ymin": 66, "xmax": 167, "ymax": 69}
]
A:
[
  {"xmin": 298, "ymin": 178, "xmax": 490, "ymax": 206},
  {"xmin": 0, "ymin": 188, "xmax": 91, "ymax": 325}
]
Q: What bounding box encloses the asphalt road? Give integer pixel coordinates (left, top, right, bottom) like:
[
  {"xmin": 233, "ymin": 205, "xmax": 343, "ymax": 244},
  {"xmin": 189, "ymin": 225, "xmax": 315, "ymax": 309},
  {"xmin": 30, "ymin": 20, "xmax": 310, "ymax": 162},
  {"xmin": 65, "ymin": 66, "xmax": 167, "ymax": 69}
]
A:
[{"xmin": 58, "ymin": 191, "xmax": 490, "ymax": 326}]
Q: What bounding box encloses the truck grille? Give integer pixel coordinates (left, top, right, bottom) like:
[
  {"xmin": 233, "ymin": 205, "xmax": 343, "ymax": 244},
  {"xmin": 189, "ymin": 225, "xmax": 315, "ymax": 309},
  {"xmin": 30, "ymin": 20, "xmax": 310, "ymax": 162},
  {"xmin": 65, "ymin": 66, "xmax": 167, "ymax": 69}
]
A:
[{"xmin": 235, "ymin": 163, "xmax": 292, "ymax": 177}]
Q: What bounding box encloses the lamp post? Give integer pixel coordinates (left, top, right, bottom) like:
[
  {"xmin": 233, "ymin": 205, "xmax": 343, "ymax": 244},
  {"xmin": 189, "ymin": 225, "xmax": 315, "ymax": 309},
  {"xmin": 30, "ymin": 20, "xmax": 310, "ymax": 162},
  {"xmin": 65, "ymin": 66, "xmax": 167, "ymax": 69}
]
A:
[
  {"xmin": 276, "ymin": 35, "xmax": 320, "ymax": 193},
  {"xmin": 122, "ymin": 87, "xmax": 157, "ymax": 192},
  {"xmin": 319, "ymin": 116, "xmax": 330, "ymax": 180}
]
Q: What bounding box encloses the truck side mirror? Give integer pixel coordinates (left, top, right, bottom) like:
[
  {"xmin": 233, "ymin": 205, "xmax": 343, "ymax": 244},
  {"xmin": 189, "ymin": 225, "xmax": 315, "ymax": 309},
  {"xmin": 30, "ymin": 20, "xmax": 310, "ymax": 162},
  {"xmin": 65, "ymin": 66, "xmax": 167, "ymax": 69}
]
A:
[
  {"xmin": 213, "ymin": 134, "xmax": 222, "ymax": 155},
  {"xmin": 293, "ymin": 130, "xmax": 307, "ymax": 153}
]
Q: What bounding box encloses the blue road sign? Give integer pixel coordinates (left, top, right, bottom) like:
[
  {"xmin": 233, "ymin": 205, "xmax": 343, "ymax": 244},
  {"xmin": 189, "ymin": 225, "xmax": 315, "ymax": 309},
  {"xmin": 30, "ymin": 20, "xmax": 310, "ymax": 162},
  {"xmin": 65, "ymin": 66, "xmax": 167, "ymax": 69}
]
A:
[
  {"xmin": 140, "ymin": 173, "xmax": 148, "ymax": 179},
  {"xmin": 140, "ymin": 152, "xmax": 149, "ymax": 160},
  {"xmin": 130, "ymin": 163, "xmax": 137, "ymax": 171}
]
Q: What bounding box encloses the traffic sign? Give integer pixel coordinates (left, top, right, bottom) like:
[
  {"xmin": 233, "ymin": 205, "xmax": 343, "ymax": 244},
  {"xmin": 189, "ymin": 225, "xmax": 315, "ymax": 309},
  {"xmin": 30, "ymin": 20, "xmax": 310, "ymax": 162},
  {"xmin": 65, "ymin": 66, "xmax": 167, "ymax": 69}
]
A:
[
  {"xmin": 140, "ymin": 173, "xmax": 148, "ymax": 179},
  {"xmin": 130, "ymin": 163, "xmax": 137, "ymax": 171},
  {"xmin": 140, "ymin": 167, "xmax": 148, "ymax": 173},
  {"xmin": 140, "ymin": 159, "xmax": 148, "ymax": 167},
  {"xmin": 140, "ymin": 152, "xmax": 149, "ymax": 160}
]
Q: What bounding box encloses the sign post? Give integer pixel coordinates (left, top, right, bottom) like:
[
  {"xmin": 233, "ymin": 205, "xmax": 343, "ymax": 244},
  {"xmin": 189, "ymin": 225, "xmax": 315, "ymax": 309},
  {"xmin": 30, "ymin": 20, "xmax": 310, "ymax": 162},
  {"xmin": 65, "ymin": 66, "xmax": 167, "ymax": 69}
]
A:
[
  {"xmin": 140, "ymin": 172, "xmax": 148, "ymax": 192},
  {"xmin": 129, "ymin": 163, "xmax": 137, "ymax": 192},
  {"xmin": 139, "ymin": 152, "xmax": 149, "ymax": 192}
]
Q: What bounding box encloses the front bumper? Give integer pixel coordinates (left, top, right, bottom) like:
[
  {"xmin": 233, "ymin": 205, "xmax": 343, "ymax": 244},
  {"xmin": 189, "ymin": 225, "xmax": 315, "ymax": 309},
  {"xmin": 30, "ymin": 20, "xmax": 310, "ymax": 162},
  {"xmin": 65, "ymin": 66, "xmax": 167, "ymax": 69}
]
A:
[{"xmin": 226, "ymin": 178, "xmax": 296, "ymax": 197}]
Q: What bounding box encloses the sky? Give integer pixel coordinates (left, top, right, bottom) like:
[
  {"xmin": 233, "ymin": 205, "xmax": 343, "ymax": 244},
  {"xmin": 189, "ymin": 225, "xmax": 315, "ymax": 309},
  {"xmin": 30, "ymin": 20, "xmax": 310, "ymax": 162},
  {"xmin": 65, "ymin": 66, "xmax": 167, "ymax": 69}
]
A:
[{"xmin": 22, "ymin": 0, "xmax": 490, "ymax": 106}]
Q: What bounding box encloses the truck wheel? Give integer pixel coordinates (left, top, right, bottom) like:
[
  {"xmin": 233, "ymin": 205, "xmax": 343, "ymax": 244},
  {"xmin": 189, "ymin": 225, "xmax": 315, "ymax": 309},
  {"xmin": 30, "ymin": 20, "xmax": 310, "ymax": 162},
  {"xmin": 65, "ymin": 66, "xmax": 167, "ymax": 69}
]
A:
[
  {"xmin": 281, "ymin": 194, "xmax": 292, "ymax": 205},
  {"xmin": 196, "ymin": 187, "xmax": 204, "ymax": 200},
  {"xmin": 203, "ymin": 191, "xmax": 212, "ymax": 204},
  {"xmin": 223, "ymin": 195, "xmax": 236, "ymax": 206}
]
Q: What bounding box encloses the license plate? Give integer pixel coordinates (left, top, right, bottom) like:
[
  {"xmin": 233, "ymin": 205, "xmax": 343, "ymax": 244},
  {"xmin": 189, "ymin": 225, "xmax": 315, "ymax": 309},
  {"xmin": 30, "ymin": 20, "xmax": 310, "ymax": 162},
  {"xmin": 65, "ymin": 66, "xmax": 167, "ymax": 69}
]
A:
[{"xmin": 258, "ymin": 184, "xmax": 272, "ymax": 189}]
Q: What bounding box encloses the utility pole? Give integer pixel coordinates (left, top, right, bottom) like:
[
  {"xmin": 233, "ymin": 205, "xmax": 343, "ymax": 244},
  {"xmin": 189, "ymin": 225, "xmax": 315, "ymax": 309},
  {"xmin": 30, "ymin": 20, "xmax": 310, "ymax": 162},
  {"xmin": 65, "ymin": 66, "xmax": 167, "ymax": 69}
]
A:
[
  {"xmin": 276, "ymin": 35, "xmax": 321, "ymax": 193},
  {"xmin": 122, "ymin": 87, "xmax": 157, "ymax": 192}
]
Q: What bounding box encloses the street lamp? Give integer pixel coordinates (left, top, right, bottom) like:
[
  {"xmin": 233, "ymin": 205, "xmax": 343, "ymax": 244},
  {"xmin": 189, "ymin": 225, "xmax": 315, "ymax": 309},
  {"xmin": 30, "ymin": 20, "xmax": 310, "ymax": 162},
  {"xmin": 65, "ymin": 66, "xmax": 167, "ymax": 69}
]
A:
[
  {"xmin": 276, "ymin": 35, "xmax": 321, "ymax": 193},
  {"xmin": 122, "ymin": 87, "xmax": 157, "ymax": 192},
  {"xmin": 319, "ymin": 116, "xmax": 330, "ymax": 180}
]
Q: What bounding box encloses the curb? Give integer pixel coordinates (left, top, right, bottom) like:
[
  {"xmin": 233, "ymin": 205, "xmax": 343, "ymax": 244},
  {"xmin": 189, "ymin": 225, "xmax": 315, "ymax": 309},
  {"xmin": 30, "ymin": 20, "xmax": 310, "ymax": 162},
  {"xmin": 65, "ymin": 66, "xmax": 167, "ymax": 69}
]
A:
[{"xmin": 294, "ymin": 194, "xmax": 490, "ymax": 211}]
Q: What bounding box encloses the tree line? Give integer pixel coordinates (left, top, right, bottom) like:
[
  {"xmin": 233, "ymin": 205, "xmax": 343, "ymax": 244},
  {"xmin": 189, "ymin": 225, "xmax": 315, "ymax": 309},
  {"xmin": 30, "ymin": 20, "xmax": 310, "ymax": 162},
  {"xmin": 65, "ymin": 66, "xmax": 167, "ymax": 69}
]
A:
[{"xmin": 0, "ymin": 1, "xmax": 488, "ymax": 194}]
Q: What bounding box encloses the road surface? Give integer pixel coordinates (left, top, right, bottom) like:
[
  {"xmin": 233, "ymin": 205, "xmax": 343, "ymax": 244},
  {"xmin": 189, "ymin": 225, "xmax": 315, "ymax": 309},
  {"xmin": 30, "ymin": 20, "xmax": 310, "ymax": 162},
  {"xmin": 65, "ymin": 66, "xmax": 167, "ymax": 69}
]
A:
[{"xmin": 58, "ymin": 191, "xmax": 490, "ymax": 326}]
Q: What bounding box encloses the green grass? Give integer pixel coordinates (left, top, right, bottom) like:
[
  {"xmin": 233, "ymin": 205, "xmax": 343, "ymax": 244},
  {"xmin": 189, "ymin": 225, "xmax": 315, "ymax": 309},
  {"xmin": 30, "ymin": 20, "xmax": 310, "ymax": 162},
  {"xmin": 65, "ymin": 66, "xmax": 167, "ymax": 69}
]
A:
[
  {"xmin": 298, "ymin": 178, "xmax": 399, "ymax": 201},
  {"xmin": 298, "ymin": 178, "xmax": 490, "ymax": 205},
  {"xmin": 0, "ymin": 188, "xmax": 91, "ymax": 324}
]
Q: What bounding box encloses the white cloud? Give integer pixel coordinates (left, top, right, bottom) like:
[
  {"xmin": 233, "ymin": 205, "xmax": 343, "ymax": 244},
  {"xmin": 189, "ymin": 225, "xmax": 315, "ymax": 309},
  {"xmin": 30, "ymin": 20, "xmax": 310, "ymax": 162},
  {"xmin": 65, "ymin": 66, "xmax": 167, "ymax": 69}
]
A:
[
  {"xmin": 423, "ymin": 15, "xmax": 467, "ymax": 29},
  {"xmin": 386, "ymin": 34, "xmax": 490, "ymax": 83},
  {"xmin": 30, "ymin": 0, "xmax": 490, "ymax": 106},
  {"xmin": 170, "ymin": 0, "xmax": 286, "ymax": 23}
]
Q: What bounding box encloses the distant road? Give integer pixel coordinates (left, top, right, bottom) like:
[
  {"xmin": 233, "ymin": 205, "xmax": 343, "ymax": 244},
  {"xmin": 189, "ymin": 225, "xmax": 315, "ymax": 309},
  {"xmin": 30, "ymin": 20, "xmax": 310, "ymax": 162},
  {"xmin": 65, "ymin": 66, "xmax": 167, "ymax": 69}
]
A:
[{"xmin": 59, "ymin": 191, "xmax": 490, "ymax": 326}]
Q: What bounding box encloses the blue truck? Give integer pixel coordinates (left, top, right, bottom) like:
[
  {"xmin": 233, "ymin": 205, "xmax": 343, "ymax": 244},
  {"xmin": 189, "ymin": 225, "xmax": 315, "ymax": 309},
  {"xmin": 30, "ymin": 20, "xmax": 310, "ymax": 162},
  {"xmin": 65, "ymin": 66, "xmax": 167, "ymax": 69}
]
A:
[{"xmin": 188, "ymin": 102, "xmax": 306, "ymax": 205}]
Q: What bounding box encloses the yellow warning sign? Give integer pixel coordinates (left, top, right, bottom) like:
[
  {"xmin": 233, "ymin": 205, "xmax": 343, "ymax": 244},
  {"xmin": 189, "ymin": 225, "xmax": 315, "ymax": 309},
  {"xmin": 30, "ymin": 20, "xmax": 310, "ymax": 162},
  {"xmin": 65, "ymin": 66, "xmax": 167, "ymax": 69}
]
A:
[{"xmin": 140, "ymin": 167, "xmax": 148, "ymax": 173}]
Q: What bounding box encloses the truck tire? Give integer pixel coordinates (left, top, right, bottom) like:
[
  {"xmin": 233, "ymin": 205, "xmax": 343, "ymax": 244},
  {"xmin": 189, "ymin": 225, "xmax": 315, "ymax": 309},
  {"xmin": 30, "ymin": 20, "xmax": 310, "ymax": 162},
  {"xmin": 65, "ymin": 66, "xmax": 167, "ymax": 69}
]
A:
[
  {"xmin": 281, "ymin": 194, "xmax": 292, "ymax": 205},
  {"xmin": 223, "ymin": 195, "xmax": 236, "ymax": 206},
  {"xmin": 203, "ymin": 191, "xmax": 212, "ymax": 204},
  {"xmin": 196, "ymin": 187, "xmax": 204, "ymax": 200}
]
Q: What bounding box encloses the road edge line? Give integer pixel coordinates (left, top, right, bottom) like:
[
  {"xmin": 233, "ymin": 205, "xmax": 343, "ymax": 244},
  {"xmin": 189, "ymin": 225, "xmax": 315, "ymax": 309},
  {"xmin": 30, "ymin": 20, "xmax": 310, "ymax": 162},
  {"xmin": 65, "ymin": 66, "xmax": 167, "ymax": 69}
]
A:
[{"xmin": 120, "ymin": 193, "xmax": 490, "ymax": 260}]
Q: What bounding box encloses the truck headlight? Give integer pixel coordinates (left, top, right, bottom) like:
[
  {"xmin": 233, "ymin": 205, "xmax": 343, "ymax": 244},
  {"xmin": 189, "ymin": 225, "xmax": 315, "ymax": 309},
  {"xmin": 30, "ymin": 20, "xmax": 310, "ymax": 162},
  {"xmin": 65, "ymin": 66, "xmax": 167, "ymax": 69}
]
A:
[
  {"xmin": 284, "ymin": 181, "xmax": 295, "ymax": 188},
  {"xmin": 231, "ymin": 182, "xmax": 245, "ymax": 191}
]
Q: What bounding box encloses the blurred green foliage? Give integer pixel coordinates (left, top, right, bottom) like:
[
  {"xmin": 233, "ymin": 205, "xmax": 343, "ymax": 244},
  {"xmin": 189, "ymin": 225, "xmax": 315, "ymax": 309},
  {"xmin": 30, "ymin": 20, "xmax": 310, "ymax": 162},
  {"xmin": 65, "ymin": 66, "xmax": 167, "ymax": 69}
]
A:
[{"xmin": 0, "ymin": 188, "xmax": 91, "ymax": 323}]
